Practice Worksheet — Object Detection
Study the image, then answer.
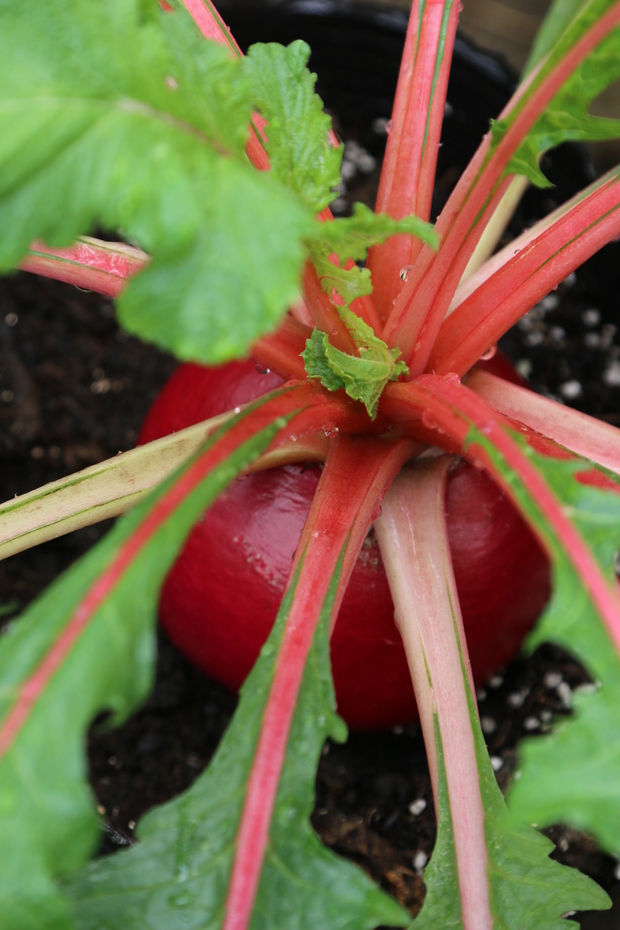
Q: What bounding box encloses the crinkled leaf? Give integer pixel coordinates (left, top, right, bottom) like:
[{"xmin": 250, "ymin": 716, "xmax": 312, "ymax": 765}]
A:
[
  {"xmin": 493, "ymin": 0, "xmax": 620, "ymax": 186},
  {"xmin": 316, "ymin": 202, "xmax": 438, "ymax": 261},
  {"xmin": 416, "ymin": 686, "xmax": 609, "ymax": 929},
  {"xmin": 0, "ymin": 399, "xmax": 292, "ymax": 930},
  {"xmin": 0, "ymin": 0, "xmax": 314, "ymax": 363},
  {"xmin": 312, "ymin": 258, "xmax": 373, "ymax": 307},
  {"xmin": 117, "ymin": 158, "xmax": 312, "ymax": 363},
  {"xmin": 307, "ymin": 204, "xmax": 437, "ymax": 306},
  {"xmin": 64, "ymin": 549, "xmax": 408, "ymax": 930},
  {"xmin": 302, "ymin": 329, "xmax": 348, "ymax": 393},
  {"xmin": 243, "ymin": 40, "xmax": 343, "ymax": 212},
  {"xmin": 303, "ymin": 309, "xmax": 408, "ymax": 418}
]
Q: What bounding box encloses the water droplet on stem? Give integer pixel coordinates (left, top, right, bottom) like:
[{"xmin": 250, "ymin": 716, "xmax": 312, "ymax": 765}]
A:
[{"xmin": 480, "ymin": 344, "xmax": 497, "ymax": 361}]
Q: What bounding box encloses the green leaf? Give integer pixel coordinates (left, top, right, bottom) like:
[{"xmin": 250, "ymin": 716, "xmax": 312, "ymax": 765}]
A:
[
  {"xmin": 461, "ymin": 427, "xmax": 620, "ymax": 862},
  {"xmin": 417, "ymin": 685, "xmax": 609, "ymax": 929},
  {"xmin": 523, "ymin": 0, "xmax": 590, "ymax": 75},
  {"xmin": 477, "ymin": 447, "xmax": 620, "ymax": 688},
  {"xmin": 474, "ymin": 692, "xmax": 608, "ymax": 928},
  {"xmin": 64, "ymin": 549, "xmax": 409, "ymax": 930},
  {"xmin": 316, "ymin": 203, "xmax": 438, "ymax": 261},
  {"xmin": 0, "ymin": 0, "xmax": 314, "ymax": 363},
  {"xmin": 510, "ymin": 683, "xmax": 620, "ymax": 858},
  {"xmin": 303, "ymin": 309, "xmax": 409, "ymax": 419},
  {"xmin": 312, "ymin": 258, "xmax": 374, "ymax": 307},
  {"xmin": 492, "ymin": 455, "xmax": 620, "ymax": 858},
  {"xmin": 493, "ymin": 0, "xmax": 620, "ymax": 186},
  {"xmin": 118, "ymin": 158, "xmax": 312, "ymax": 363},
  {"xmin": 0, "ymin": 399, "xmax": 292, "ymax": 930},
  {"xmin": 411, "ymin": 722, "xmax": 463, "ymax": 930},
  {"xmin": 306, "ymin": 204, "xmax": 437, "ymax": 307},
  {"xmin": 302, "ymin": 329, "xmax": 349, "ymax": 393},
  {"xmin": 243, "ymin": 41, "xmax": 343, "ymax": 213}
]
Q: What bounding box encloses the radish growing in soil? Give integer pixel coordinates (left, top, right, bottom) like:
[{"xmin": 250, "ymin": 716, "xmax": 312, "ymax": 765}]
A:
[
  {"xmin": 2, "ymin": 1, "xmax": 620, "ymax": 928},
  {"xmin": 138, "ymin": 354, "xmax": 550, "ymax": 729}
]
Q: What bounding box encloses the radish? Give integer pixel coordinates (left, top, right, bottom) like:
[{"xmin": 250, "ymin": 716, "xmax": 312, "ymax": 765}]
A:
[
  {"xmin": 138, "ymin": 356, "xmax": 549, "ymax": 728},
  {"xmin": 5, "ymin": 0, "xmax": 620, "ymax": 924}
]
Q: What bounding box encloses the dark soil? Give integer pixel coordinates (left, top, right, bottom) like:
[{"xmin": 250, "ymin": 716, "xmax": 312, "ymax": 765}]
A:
[{"xmin": 1, "ymin": 6, "xmax": 620, "ymax": 927}]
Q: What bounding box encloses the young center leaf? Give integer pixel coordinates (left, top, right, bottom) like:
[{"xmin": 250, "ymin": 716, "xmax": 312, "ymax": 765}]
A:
[
  {"xmin": 307, "ymin": 203, "xmax": 438, "ymax": 308},
  {"xmin": 0, "ymin": 389, "xmax": 314, "ymax": 930},
  {"xmin": 316, "ymin": 202, "xmax": 438, "ymax": 260},
  {"xmin": 303, "ymin": 309, "xmax": 408, "ymax": 419},
  {"xmin": 0, "ymin": 0, "xmax": 315, "ymax": 364}
]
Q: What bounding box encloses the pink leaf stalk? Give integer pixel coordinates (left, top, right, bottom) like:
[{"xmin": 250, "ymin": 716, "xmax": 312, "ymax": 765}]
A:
[
  {"xmin": 20, "ymin": 236, "xmax": 310, "ymax": 381},
  {"xmin": 382, "ymin": 374, "xmax": 620, "ymax": 657},
  {"xmin": 0, "ymin": 382, "xmax": 338, "ymax": 761},
  {"xmin": 222, "ymin": 434, "xmax": 414, "ymax": 930},
  {"xmin": 180, "ymin": 0, "xmax": 270, "ymax": 170},
  {"xmin": 383, "ymin": 1, "xmax": 620, "ymax": 370},
  {"xmin": 251, "ymin": 315, "xmax": 311, "ymax": 380},
  {"xmin": 366, "ymin": 0, "xmax": 459, "ymax": 321},
  {"xmin": 446, "ymin": 171, "xmax": 618, "ymax": 310},
  {"xmin": 375, "ymin": 459, "xmax": 493, "ymax": 930},
  {"xmin": 382, "ymin": 175, "xmax": 513, "ymax": 370},
  {"xmin": 468, "ymin": 368, "xmax": 620, "ymax": 476},
  {"xmin": 19, "ymin": 239, "xmax": 148, "ymax": 297},
  {"xmin": 429, "ymin": 172, "xmax": 620, "ymax": 375},
  {"xmin": 181, "ymin": 0, "xmax": 243, "ymax": 53}
]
